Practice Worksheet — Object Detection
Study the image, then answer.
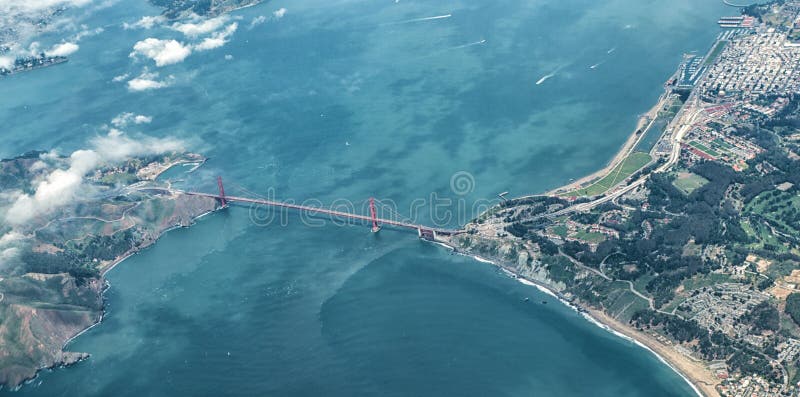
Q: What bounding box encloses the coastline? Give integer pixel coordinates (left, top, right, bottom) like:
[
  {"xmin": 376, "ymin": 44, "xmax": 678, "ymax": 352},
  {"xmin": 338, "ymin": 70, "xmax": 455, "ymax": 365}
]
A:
[
  {"xmin": 546, "ymin": 92, "xmax": 668, "ymax": 196},
  {"xmin": 437, "ymin": 94, "xmax": 723, "ymax": 394},
  {"xmin": 12, "ymin": 156, "xmax": 223, "ymax": 389},
  {"xmin": 42, "ymin": 207, "xmax": 222, "ymax": 388},
  {"xmin": 441, "ymin": 244, "xmax": 718, "ymax": 397},
  {"xmin": 588, "ymin": 309, "xmax": 718, "ymax": 397},
  {"xmin": 435, "ymin": 38, "xmax": 723, "ymax": 394}
]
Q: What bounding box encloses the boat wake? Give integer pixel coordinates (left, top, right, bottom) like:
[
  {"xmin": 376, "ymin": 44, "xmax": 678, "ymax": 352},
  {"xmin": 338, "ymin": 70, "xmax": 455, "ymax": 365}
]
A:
[
  {"xmin": 452, "ymin": 39, "xmax": 486, "ymax": 49},
  {"xmin": 384, "ymin": 14, "xmax": 452, "ymax": 25},
  {"xmin": 536, "ymin": 72, "xmax": 556, "ymax": 85}
]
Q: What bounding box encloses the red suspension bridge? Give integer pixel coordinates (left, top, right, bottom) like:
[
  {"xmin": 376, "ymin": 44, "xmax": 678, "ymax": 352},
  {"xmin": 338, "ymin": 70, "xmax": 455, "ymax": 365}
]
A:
[{"xmin": 181, "ymin": 177, "xmax": 464, "ymax": 239}]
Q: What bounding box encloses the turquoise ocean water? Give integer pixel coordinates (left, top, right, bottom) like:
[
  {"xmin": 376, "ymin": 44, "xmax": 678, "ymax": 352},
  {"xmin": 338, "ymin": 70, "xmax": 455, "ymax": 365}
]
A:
[{"xmin": 1, "ymin": 0, "xmax": 733, "ymax": 395}]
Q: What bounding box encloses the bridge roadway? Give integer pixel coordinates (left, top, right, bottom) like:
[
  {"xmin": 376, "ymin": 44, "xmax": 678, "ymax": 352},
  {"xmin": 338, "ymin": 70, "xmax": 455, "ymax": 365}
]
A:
[{"xmin": 183, "ymin": 191, "xmax": 463, "ymax": 236}]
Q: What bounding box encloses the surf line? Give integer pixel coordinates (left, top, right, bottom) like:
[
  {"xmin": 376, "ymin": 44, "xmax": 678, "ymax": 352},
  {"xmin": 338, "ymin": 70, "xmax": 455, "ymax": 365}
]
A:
[{"xmin": 382, "ymin": 14, "xmax": 452, "ymax": 26}]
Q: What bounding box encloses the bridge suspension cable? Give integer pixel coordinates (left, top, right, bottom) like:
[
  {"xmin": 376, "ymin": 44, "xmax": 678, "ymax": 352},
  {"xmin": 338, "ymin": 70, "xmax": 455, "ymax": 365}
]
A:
[{"xmin": 192, "ymin": 178, "xmax": 462, "ymax": 236}]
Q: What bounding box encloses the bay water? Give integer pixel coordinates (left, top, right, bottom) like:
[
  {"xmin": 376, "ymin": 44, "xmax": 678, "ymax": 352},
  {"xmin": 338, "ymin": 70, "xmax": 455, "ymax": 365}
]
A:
[{"xmin": 1, "ymin": 0, "xmax": 733, "ymax": 395}]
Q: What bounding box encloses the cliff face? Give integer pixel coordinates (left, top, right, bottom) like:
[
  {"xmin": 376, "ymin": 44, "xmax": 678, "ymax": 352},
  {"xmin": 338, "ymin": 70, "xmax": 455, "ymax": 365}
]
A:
[{"xmin": 444, "ymin": 233, "xmax": 571, "ymax": 294}]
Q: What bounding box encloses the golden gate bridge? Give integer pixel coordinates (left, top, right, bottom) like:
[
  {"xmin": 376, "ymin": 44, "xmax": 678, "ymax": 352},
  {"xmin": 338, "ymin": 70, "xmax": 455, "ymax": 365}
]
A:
[{"xmin": 180, "ymin": 177, "xmax": 465, "ymax": 240}]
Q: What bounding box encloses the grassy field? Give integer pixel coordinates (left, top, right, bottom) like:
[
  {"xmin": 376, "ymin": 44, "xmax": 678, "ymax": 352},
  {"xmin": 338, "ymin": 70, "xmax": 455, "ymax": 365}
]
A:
[
  {"xmin": 574, "ymin": 229, "xmax": 606, "ymax": 243},
  {"xmin": 571, "ymin": 152, "xmax": 652, "ymax": 197},
  {"xmin": 603, "ymin": 282, "xmax": 650, "ymax": 322},
  {"xmin": 747, "ymin": 191, "xmax": 800, "ymax": 230},
  {"xmin": 672, "ymin": 172, "xmax": 709, "ymax": 195},
  {"xmin": 704, "ymin": 40, "xmax": 727, "ymax": 66},
  {"xmin": 744, "ymin": 191, "xmax": 800, "ymax": 249},
  {"xmin": 683, "ymin": 273, "xmax": 734, "ymax": 291},
  {"xmin": 689, "ymin": 141, "xmax": 721, "ymax": 158},
  {"xmin": 712, "ymin": 138, "xmax": 734, "ymax": 150},
  {"xmin": 550, "ymin": 224, "xmax": 568, "ymax": 237},
  {"xmin": 742, "ymin": 218, "xmax": 788, "ymax": 253},
  {"xmin": 658, "ymin": 96, "xmax": 685, "ymax": 119}
]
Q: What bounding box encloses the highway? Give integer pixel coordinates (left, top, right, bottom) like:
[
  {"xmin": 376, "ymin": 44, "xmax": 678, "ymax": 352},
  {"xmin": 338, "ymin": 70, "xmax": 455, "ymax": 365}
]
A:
[{"xmin": 517, "ymin": 95, "xmax": 706, "ymax": 222}]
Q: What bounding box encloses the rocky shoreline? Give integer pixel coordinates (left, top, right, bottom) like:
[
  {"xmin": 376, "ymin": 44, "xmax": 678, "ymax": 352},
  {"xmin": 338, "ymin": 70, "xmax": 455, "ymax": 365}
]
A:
[{"xmin": 4, "ymin": 201, "xmax": 220, "ymax": 391}]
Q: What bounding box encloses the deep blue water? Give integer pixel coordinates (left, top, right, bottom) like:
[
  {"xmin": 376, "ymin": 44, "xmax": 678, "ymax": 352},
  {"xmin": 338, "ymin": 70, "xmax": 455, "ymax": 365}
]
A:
[{"xmin": 1, "ymin": 0, "xmax": 732, "ymax": 395}]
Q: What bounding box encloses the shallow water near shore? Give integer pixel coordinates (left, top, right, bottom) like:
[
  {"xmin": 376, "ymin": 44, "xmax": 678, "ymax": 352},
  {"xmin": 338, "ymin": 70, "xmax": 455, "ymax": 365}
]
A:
[{"xmin": 1, "ymin": 0, "xmax": 732, "ymax": 395}]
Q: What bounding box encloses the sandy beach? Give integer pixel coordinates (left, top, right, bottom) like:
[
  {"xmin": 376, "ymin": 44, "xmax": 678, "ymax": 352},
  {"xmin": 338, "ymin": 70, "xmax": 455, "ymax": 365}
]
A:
[
  {"xmin": 588, "ymin": 309, "xmax": 720, "ymax": 397},
  {"xmin": 546, "ymin": 93, "xmax": 669, "ymax": 196},
  {"xmin": 438, "ymin": 236, "xmax": 721, "ymax": 397}
]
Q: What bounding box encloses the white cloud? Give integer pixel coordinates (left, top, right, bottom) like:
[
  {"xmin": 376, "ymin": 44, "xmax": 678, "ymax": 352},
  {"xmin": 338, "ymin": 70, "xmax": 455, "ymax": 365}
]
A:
[
  {"xmin": 0, "ymin": 0, "xmax": 93, "ymax": 15},
  {"xmin": 194, "ymin": 36, "xmax": 226, "ymax": 51},
  {"xmin": 0, "ymin": 231, "xmax": 23, "ymax": 262},
  {"xmin": 72, "ymin": 25, "xmax": 104, "ymax": 41},
  {"xmin": 123, "ymin": 15, "xmax": 166, "ymax": 30},
  {"xmin": 193, "ymin": 22, "xmax": 237, "ymax": 51},
  {"xmin": 127, "ymin": 70, "xmax": 173, "ymax": 91},
  {"xmin": 6, "ymin": 150, "xmax": 98, "ymax": 225},
  {"xmin": 112, "ymin": 73, "xmax": 129, "ymax": 82},
  {"xmin": 273, "ymin": 8, "xmax": 287, "ymax": 19},
  {"xmin": 134, "ymin": 114, "xmax": 152, "ymax": 124},
  {"xmin": 130, "ymin": 38, "xmax": 192, "ymax": 66},
  {"xmin": 0, "ymin": 230, "xmax": 23, "ymax": 265},
  {"xmin": 224, "ymin": 54, "xmax": 233, "ymax": 60},
  {"xmin": 0, "ymin": 0, "xmax": 97, "ymax": 62},
  {"xmin": 29, "ymin": 161, "xmax": 48, "ymax": 172},
  {"xmin": 4, "ymin": 134, "xmax": 186, "ymax": 225},
  {"xmin": 111, "ymin": 112, "xmax": 153, "ymax": 127},
  {"xmin": 0, "ymin": 56, "xmax": 13, "ymax": 69},
  {"xmin": 27, "ymin": 41, "xmax": 41, "ymax": 55},
  {"xmin": 110, "ymin": 114, "xmax": 129, "ymax": 127},
  {"xmin": 128, "ymin": 77, "xmax": 170, "ymax": 91},
  {"xmin": 0, "ymin": 247, "xmax": 19, "ymax": 264},
  {"xmin": 0, "ymin": 231, "xmax": 23, "ymax": 246},
  {"xmin": 171, "ymin": 15, "xmax": 229, "ymax": 38},
  {"xmin": 249, "ymin": 15, "xmax": 267, "ymax": 29},
  {"xmin": 91, "ymin": 133, "xmax": 184, "ymax": 162},
  {"xmin": 128, "ymin": 18, "xmax": 239, "ymax": 66},
  {"xmin": 45, "ymin": 42, "xmax": 79, "ymax": 57}
]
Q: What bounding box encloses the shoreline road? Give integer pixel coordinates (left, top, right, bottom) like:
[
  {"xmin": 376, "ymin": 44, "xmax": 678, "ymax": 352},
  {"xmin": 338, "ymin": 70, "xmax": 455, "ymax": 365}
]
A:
[
  {"xmin": 570, "ymin": 99, "xmax": 704, "ymax": 212},
  {"xmin": 518, "ymin": 96, "xmax": 705, "ymax": 222},
  {"xmin": 545, "ymin": 94, "xmax": 669, "ymax": 197}
]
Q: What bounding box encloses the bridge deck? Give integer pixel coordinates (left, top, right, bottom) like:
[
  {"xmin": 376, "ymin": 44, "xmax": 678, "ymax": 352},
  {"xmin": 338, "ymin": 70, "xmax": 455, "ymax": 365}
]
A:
[{"xmin": 184, "ymin": 191, "xmax": 462, "ymax": 236}]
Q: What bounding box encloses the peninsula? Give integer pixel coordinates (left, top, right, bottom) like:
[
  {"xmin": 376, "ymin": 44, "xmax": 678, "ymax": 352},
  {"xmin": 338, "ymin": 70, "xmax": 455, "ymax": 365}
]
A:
[
  {"xmin": 438, "ymin": 2, "xmax": 800, "ymax": 396},
  {"xmin": 0, "ymin": 151, "xmax": 219, "ymax": 388}
]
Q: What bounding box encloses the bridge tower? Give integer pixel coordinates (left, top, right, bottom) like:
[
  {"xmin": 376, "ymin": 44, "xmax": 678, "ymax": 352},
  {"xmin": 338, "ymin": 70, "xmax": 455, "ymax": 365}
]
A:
[
  {"xmin": 369, "ymin": 197, "xmax": 381, "ymax": 233},
  {"xmin": 217, "ymin": 176, "xmax": 228, "ymax": 207}
]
